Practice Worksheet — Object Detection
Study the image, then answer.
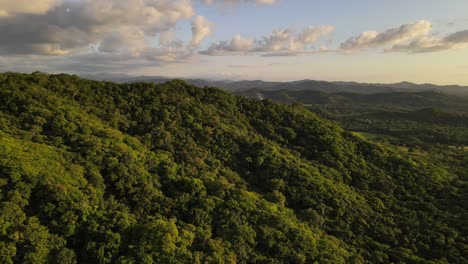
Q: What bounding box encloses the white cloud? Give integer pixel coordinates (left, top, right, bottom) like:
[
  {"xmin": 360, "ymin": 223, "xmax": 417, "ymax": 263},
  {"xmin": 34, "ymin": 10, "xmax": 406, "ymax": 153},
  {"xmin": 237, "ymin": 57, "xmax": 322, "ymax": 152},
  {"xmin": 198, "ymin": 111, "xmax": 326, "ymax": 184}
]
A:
[
  {"xmin": 201, "ymin": 35, "xmax": 254, "ymax": 55},
  {"xmin": 389, "ymin": 36, "xmax": 448, "ymax": 53},
  {"xmin": 298, "ymin": 25, "xmax": 334, "ymax": 44},
  {"xmin": 340, "ymin": 20, "xmax": 468, "ymax": 54},
  {"xmin": 388, "ymin": 29, "xmax": 468, "ymax": 53},
  {"xmin": 191, "ymin": 16, "xmax": 213, "ymax": 46},
  {"xmin": 340, "ymin": 20, "xmax": 432, "ymax": 52},
  {"xmin": 254, "ymin": 28, "xmax": 294, "ymax": 52},
  {"xmin": 2, "ymin": 0, "xmax": 468, "ymax": 75},
  {"xmin": 0, "ymin": 0, "xmax": 282, "ymax": 73},
  {"xmin": 201, "ymin": 25, "xmax": 334, "ymax": 56},
  {"xmin": 0, "ymin": 0, "xmax": 212, "ymax": 73}
]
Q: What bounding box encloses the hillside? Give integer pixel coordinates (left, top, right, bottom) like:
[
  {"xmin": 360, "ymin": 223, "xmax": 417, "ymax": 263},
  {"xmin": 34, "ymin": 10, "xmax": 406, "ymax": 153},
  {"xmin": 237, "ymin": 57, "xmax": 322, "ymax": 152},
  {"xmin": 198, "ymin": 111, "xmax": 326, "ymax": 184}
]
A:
[
  {"xmin": 238, "ymin": 89, "xmax": 468, "ymax": 147},
  {"xmin": 0, "ymin": 72, "xmax": 467, "ymax": 263},
  {"xmin": 238, "ymin": 89, "xmax": 468, "ymax": 113},
  {"xmin": 339, "ymin": 108, "xmax": 468, "ymax": 146}
]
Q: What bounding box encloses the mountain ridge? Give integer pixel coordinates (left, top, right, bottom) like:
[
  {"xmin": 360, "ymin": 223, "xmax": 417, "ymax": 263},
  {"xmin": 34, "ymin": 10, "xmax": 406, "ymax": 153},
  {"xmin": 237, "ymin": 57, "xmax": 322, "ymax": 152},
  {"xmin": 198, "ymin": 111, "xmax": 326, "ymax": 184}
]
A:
[{"xmin": 80, "ymin": 73, "xmax": 468, "ymax": 95}]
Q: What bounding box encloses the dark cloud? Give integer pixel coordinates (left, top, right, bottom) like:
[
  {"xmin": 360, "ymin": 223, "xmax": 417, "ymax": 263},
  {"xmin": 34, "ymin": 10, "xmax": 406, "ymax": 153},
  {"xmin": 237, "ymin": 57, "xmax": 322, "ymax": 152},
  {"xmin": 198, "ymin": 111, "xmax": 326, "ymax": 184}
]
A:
[
  {"xmin": 445, "ymin": 30, "xmax": 468, "ymax": 43},
  {"xmin": 0, "ymin": 0, "xmax": 218, "ymax": 72},
  {"xmin": 0, "ymin": 0, "xmax": 196, "ymax": 56}
]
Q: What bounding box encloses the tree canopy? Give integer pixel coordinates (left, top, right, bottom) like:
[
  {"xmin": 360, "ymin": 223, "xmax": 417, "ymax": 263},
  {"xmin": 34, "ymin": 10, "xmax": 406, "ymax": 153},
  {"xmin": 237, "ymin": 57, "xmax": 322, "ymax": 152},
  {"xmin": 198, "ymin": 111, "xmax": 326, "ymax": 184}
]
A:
[{"xmin": 0, "ymin": 72, "xmax": 466, "ymax": 263}]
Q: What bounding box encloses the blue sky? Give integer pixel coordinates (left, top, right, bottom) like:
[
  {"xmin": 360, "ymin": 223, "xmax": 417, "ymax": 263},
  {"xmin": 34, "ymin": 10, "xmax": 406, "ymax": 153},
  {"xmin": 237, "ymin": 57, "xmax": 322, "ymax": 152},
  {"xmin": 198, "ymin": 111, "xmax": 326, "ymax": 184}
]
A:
[
  {"xmin": 1, "ymin": 0, "xmax": 468, "ymax": 84},
  {"xmin": 197, "ymin": 0, "xmax": 468, "ymax": 42}
]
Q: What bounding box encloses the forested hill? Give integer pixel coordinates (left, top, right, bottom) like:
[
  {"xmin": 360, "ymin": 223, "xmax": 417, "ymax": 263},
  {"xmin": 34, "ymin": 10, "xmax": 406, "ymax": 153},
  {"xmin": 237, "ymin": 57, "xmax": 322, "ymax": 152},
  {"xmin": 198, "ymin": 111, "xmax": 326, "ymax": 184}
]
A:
[
  {"xmin": 237, "ymin": 89, "xmax": 468, "ymax": 113},
  {"xmin": 237, "ymin": 89, "xmax": 468, "ymax": 147},
  {"xmin": 0, "ymin": 72, "xmax": 466, "ymax": 263}
]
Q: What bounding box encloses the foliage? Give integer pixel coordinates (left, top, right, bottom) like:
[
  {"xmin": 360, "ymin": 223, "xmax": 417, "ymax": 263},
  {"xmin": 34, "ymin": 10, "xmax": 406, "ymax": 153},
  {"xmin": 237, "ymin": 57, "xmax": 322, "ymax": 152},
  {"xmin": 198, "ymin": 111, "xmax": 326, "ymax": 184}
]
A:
[{"xmin": 0, "ymin": 72, "xmax": 466, "ymax": 263}]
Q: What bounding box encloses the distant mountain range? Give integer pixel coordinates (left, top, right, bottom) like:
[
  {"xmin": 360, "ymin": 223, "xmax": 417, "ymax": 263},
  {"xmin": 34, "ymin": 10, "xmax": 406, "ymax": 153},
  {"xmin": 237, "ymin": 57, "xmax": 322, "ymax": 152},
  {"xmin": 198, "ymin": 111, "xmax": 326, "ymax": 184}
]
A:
[{"xmin": 81, "ymin": 73, "xmax": 468, "ymax": 95}]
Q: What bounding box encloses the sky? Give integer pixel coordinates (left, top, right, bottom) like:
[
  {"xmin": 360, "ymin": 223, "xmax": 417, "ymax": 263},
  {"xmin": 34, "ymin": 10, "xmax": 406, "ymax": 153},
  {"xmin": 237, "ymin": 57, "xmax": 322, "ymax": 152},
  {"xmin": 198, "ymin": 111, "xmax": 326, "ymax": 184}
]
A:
[{"xmin": 1, "ymin": 0, "xmax": 468, "ymax": 84}]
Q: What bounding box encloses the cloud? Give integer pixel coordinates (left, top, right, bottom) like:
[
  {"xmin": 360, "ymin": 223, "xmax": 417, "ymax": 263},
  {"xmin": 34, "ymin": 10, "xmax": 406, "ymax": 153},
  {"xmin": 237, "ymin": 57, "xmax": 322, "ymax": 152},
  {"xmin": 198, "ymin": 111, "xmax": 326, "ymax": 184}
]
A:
[
  {"xmin": 0, "ymin": 0, "xmax": 195, "ymax": 57},
  {"xmin": 340, "ymin": 20, "xmax": 468, "ymax": 53},
  {"xmin": 0, "ymin": 0, "xmax": 62, "ymax": 16},
  {"xmin": 98, "ymin": 27, "xmax": 147, "ymax": 54},
  {"xmin": 389, "ymin": 36, "xmax": 448, "ymax": 53},
  {"xmin": 297, "ymin": 25, "xmax": 334, "ymax": 44},
  {"xmin": 340, "ymin": 20, "xmax": 432, "ymax": 51},
  {"xmin": 200, "ymin": 35, "xmax": 254, "ymax": 55},
  {"xmin": 388, "ymin": 29, "xmax": 468, "ymax": 53},
  {"xmin": 445, "ymin": 30, "xmax": 468, "ymax": 43},
  {"xmin": 191, "ymin": 16, "xmax": 213, "ymax": 46},
  {"xmin": 200, "ymin": 0, "xmax": 277, "ymax": 6},
  {"xmin": 3, "ymin": 0, "xmax": 468, "ymax": 76},
  {"xmin": 0, "ymin": 41, "xmax": 197, "ymax": 74},
  {"xmin": 201, "ymin": 25, "xmax": 334, "ymax": 56}
]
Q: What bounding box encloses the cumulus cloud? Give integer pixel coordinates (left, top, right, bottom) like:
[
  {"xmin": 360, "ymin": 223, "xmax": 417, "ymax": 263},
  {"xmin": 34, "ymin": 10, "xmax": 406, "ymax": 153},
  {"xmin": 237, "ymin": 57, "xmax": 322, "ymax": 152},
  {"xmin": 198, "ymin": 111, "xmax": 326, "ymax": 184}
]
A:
[
  {"xmin": 0, "ymin": 0, "xmax": 195, "ymax": 58},
  {"xmin": 191, "ymin": 16, "xmax": 213, "ymax": 46},
  {"xmin": 201, "ymin": 25, "xmax": 334, "ymax": 56},
  {"xmin": 0, "ymin": 0, "xmax": 281, "ymax": 73},
  {"xmin": 389, "ymin": 29, "xmax": 468, "ymax": 53},
  {"xmin": 3, "ymin": 0, "xmax": 468, "ymax": 75},
  {"xmin": 340, "ymin": 20, "xmax": 432, "ymax": 51},
  {"xmin": 201, "ymin": 35, "xmax": 254, "ymax": 55},
  {"xmin": 340, "ymin": 20, "xmax": 468, "ymax": 53},
  {"xmin": 389, "ymin": 36, "xmax": 449, "ymax": 53},
  {"xmin": 200, "ymin": 0, "xmax": 277, "ymax": 6}
]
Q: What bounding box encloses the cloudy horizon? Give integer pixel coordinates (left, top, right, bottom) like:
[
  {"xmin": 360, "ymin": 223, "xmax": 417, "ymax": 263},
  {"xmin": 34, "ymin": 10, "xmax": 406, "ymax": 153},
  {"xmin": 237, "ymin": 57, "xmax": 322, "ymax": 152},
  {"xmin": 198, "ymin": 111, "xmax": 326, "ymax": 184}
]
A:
[{"xmin": 1, "ymin": 0, "xmax": 468, "ymax": 85}]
